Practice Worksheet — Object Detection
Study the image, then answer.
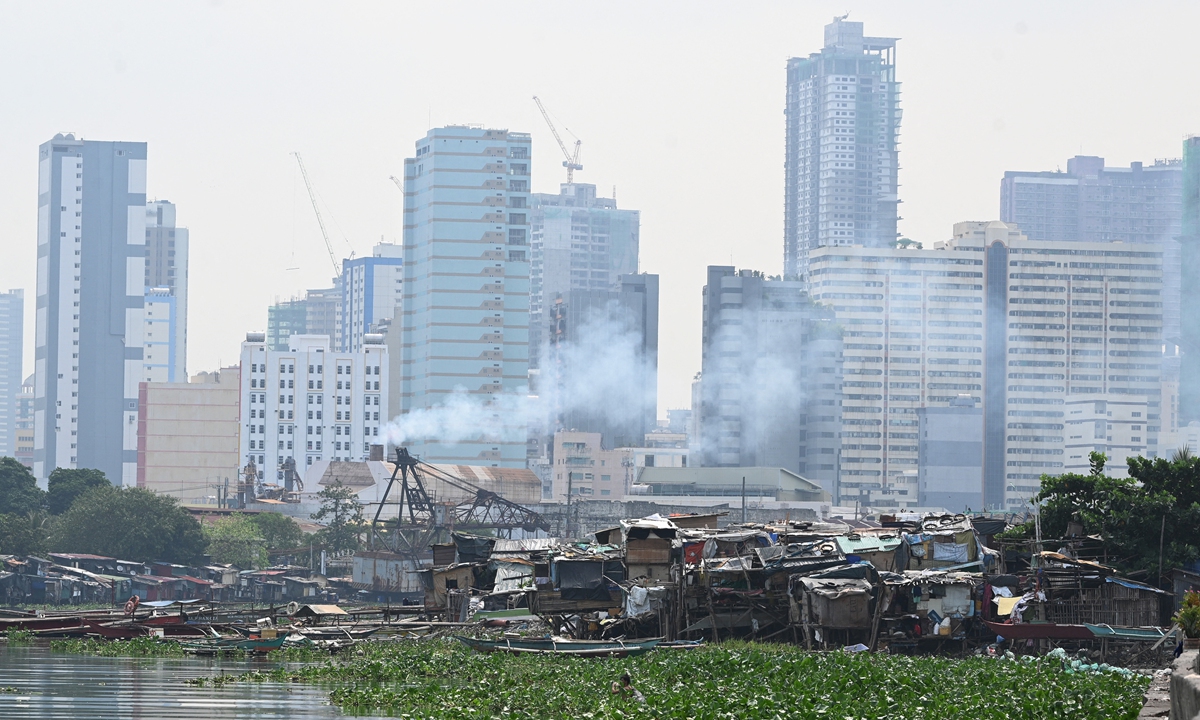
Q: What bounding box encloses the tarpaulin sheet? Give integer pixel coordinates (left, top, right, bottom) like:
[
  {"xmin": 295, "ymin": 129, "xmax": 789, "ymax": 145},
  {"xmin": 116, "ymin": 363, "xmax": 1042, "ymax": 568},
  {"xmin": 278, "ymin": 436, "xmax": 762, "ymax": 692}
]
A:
[
  {"xmin": 555, "ymin": 560, "xmax": 611, "ymax": 601},
  {"xmin": 932, "ymin": 542, "xmax": 969, "ymax": 563}
]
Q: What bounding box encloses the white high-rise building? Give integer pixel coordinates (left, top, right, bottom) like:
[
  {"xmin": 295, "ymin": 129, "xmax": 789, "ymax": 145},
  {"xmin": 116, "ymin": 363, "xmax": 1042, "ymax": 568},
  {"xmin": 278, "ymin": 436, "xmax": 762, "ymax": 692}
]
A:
[
  {"xmin": 239, "ymin": 333, "xmax": 387, "ymax": 481},
  {"xmin": 400, "ymin": 126, "xmax": 532, "ymax": 467},
  {"xmin": 784, "ymin": 17, "xmax": 901, "ymax": 280},
  {"xmin": 35, "ymin": 135, "xmax": 147, "ymax": 486},
  {"xmin": 339, "ymin": 242, "xmax": 403, "ymax": 352}
]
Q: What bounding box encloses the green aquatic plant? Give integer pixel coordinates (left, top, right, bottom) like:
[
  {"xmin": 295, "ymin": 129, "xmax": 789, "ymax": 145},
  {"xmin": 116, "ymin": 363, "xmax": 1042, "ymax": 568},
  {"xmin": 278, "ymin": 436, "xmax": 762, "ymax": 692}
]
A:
[
  {"xmin": 4, "ymin": 629, "xmax": 35, "ymax": 645},
  {"xmin": 223, "ymin": 639, "xmax": 1151, "ymax": 719}
]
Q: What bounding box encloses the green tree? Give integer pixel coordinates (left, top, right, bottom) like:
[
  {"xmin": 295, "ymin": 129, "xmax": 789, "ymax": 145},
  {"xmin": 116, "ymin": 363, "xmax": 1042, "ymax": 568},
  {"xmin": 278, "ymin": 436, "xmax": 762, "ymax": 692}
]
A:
[
  {"xmin": 47, "ymin": 467, "xmax": 110, "ymax": 515},
  {"xmin": 250, "ymin": 511, "xmax": 306, "ymax": 550},
  {"xmin": 0, "ymin": 511, "xmax": 52, "ymax": 556},
  {"xmin": 310, "ymin": 481, "xmax": 364, "ymax": 554},
  {"xmin": 0, "ymin": 457, "xmax": 44, "ymax": 515},
  {"xmin": 50, "ymin": 486, "xmax": 206, "ymax": 563},
  {"xmin": 204, "ymin": 514, "xmax": 267, "ymax": 569}
]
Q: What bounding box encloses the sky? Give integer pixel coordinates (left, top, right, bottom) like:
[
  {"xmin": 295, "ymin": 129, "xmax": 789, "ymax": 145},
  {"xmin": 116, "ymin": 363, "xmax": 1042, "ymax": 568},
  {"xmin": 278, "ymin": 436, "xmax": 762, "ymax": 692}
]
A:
[{"xmin": 1, "ymin": 1, "xmax": 1198, "ymax": 414}]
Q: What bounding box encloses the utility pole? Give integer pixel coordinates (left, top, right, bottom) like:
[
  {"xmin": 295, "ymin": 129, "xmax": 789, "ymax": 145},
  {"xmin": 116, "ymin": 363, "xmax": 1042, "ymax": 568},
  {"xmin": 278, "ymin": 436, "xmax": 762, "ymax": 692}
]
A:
[{"xmin": 741, "ymin": 476, "xmax": 746, "ymax": 523}]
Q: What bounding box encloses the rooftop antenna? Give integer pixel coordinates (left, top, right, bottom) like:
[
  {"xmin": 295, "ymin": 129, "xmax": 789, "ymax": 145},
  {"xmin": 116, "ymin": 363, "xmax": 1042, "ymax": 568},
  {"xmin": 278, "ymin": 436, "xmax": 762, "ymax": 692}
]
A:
[{"xmin": 533, "ymin": 96, "xmax": 583, "ymax": 184}]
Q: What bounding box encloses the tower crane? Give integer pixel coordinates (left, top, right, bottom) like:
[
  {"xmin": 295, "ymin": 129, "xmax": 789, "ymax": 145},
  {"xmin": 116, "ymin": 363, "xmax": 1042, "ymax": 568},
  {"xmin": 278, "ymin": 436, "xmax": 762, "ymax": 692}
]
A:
[
  {"xmin": 532, "ymin": 96, "xmax": 583, "ymax": 184},
  {"xmin": 388, "ymin": 175, "xmax": 403, "ymax": 192},
  {"xmin": 292, "ymin": 152, "xmax": 342, "ymax": 279}
]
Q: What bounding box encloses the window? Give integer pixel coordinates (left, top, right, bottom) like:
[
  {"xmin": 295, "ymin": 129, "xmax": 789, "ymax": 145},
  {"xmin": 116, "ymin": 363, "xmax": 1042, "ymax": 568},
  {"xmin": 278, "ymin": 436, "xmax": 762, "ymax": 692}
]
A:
[{"xmin": 644, "ymin": 455, "xmax": 655, "ymax": 467}]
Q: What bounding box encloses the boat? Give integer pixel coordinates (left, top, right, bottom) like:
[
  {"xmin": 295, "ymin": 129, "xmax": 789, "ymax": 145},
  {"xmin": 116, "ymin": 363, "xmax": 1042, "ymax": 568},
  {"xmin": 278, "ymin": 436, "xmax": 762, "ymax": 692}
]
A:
[
  {"xmin": 455, "ymin": 636, "xmax": 661, "ymax": 657},
  {"xmin": 295, "ymin": 625, "xmax": 379, "ymax": 641},
  {"xmin": 83, "ymin": 619, "xmax": 155, "ymax": 639},
  {"xmin": 181, "ymin": 635, "xmax": 287, "ymax": 655},
  {"xmin": 983, "ymin": 620, "xmax": 1094, "ymax": 640},
  {"xmin": 1084, "ymin": 624, "xmax": 1169, "ymax": 641}
]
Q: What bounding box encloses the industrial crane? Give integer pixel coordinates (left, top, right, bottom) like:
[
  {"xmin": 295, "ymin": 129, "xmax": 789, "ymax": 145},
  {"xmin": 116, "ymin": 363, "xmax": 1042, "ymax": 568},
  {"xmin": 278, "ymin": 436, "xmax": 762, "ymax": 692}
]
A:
[
  {"xmin": 388, "ymin": 175, "xmax": 403, "ymax": 192},
  {"xmin": 532, "ymin": 95, "xmax": 583, "ymax": 184},
  {"xmin": 292, "ymin": 152, "xmax": 342, "ymax": 279}
]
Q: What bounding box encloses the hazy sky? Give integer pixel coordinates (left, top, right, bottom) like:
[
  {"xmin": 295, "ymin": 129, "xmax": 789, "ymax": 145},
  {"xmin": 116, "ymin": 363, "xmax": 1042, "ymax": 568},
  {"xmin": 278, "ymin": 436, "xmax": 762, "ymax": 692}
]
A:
[{"xmin": 1, "ymin": 1, "xmax": 1198, "ymax": 413}]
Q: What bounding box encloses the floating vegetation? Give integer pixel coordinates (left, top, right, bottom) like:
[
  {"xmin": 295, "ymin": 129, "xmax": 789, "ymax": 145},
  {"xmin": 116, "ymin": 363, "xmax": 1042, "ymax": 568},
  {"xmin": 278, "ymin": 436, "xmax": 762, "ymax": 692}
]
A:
[
  {"xmin": 223, "ymin": 639, "xmax": 1152, "ymax": 719},
  {"xmin": 49, "ymin": 637, "xmax": 187, "ymax": 657},
  {"xmin": 4, "ymin": 629, "xmax": 35, "ymax": 645}
]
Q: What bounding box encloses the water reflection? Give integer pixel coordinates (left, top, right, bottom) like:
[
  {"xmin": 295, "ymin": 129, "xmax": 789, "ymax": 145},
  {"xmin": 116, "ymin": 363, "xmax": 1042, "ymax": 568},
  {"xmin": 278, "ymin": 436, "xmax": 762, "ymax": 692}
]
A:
[{"xmin": 0, "ymin": 645, "xmax": 364, "ymax": 719}]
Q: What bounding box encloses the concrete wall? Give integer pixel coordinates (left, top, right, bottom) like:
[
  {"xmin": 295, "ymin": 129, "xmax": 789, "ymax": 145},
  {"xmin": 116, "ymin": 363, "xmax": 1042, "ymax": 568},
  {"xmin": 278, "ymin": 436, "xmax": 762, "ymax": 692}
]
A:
[{"xmin": 1171, "ymin": 649, "xmax": 1200, "ymax": 720}]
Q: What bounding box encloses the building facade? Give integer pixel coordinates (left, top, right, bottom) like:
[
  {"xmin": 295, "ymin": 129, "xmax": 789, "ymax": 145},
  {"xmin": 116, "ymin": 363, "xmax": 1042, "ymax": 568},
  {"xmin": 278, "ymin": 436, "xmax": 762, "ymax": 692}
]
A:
[
  {"xmin": 239, "ymin": 333, "xmax": 387, "ymax": 483},
  {"xmin": 917, "ymin": 396, "xmax": 983, "ymax": 512},
  {"xmin": 142, "ymin": 288, "xmax": 178, "ymax": 383},
  {"xmin": 784, "ymin": 17, "xmax": 900, "ymax": 279},
  {"xmin": 1063, "ymin": 395, "xmax": 1151, "ymax": 479},
  {"xmin": 810, "ymin": 220, "xmax": 1163, "ymax": 510},
  {"xmin": 35, "ymin": 135, "xmax": 147, "ymax": 485},
  {"xmin": 1000, "ymin": 155, "xmax": 1183, "ymax": 348},
  {"xmin": 267, "ymin": 285, "xmax": 341, "ymax": 352},
  {"xmin": 530, "ymin": 183, "xmax": 639, "ymax": 368},
  {"xmin": 136, "ymin": 366, "xmax": 240, "ymax": 501},
  {"xmin": 15, "ymin": 375, "xmax": 34, "ymax": 468},
  {"xmin": 697, "ymin": 267, "xmax": 842, "ymax": 495},
  {"xmin": 144, "ymin": 200, "xmax": 188, "ymax": 380},
  {"xmin": 544, "ymin": 273, "xmax": 659, "ymax": 450},
  {"xmin": 399, "ymin": 126, "xmax": 531, "ymax": 467},
  {"xmin": 1179, "ymin": 138, "xmax": 1200, "ymax": 426},
  {"xmin": 808, "ymin": 241, "xmax": 990, "ymax": 508},
  {"xmin": 0, "ymin": 289, "xmax": 22, "ymax": 457},
  {"xmin": 339, "ymin": 242, "xmax": 403, "ymax": 353},
  {"xmin": 546, "ymin": 430, "xmax": 634, "ymax": 501}
]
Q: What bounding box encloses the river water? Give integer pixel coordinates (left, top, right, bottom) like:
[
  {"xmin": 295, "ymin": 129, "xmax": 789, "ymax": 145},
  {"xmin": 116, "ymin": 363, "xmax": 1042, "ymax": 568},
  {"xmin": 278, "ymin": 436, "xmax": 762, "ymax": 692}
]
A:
[{"xmin": 0, "ymin": 644, "xmax": 371, "ymax": 719}]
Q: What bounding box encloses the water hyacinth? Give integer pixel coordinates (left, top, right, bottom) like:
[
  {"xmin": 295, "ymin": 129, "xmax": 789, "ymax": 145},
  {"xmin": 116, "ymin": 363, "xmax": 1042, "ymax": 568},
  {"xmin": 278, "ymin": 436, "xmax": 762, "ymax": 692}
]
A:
[{"xmin": 227, "ymin": 640, "xmax": 1150, "ymax": 719}]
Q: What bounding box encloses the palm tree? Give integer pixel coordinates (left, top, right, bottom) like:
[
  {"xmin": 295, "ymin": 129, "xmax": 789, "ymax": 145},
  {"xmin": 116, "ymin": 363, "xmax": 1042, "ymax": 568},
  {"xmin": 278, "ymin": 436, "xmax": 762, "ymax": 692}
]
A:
[{"xmin": 1172, "ymin": 445, "xmax": 1194, "ymax": 463}]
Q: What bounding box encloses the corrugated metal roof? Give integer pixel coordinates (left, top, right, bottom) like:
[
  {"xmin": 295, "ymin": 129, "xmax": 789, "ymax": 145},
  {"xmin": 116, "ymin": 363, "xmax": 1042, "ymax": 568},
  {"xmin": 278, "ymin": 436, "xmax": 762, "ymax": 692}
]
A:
[
  {"xmin": 492, "ymin": 538, "xmax": 560, "ymax": 553},
  {"xmin": 835, "ymin": 535, "xmax": 901, "ymax": 554}
]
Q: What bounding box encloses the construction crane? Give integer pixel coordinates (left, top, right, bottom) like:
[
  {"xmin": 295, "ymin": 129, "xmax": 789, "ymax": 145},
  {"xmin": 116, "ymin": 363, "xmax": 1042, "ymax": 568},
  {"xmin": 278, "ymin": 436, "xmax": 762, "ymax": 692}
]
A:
[
  {"xmin": 292, "ymin": 152, "xmax": 342, "ymax": 279},
  {"xmin": 532, "ymin": 95, "xmax": 583, "ymax": 184},
  {"xmin": 388, "ymin": 175, "xmax": 403, "ymax": 192}
]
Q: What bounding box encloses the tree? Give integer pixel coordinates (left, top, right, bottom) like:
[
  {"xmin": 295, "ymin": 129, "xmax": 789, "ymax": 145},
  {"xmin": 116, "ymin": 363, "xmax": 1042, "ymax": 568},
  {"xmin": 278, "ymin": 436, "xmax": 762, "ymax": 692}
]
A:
[
  {"xmin": 0, "ymin": 457, "xmax": 44, "ymax": 516},
  {"xmin": 204, "ymin": 514, "xmax": 267, "ymax": 569},
  {"xmin": 0, "ymin": 511, "xmax": 52, "ymax": 556},
  {"xmin": 50, "ymin": 486, "xmax": 206, "ymax": 563},
  {"xmin": 47, "ymin": 467, "xmax": 110, "ymax": 515},
  {"xmin": 250, "ymin": 512, "xmax": 306, "ymax": 550},
  {"xmin": 310, "ymin": 481, "xmax": 364, "ymax": 554}
]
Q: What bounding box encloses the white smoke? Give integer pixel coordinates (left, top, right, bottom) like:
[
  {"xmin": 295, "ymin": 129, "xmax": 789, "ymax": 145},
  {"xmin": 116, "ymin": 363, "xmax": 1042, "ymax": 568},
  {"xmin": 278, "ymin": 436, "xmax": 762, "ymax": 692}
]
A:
[{"xmin": 382, "ymin": 300, "xmax": 654, "ymax": 449}]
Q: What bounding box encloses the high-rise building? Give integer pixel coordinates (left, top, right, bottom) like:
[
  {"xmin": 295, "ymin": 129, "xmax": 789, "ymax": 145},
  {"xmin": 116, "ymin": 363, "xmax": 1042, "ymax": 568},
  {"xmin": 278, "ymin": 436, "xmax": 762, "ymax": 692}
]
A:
[
  {"xmin": 399, "ymin": 126, "xmax": 532, "ymax": 467},
  {"xmin": 545, "ymin": 273, "xmax": 659, "ymax": 449},
  {"xmin": 917, "ymin": 396, "xmax": 983, "ymax": 512},
  {"xmin": 784, "ymin": 17, "xmax": 900, "ymax": 279},
  {"xmin": 530, "ymin": 183, "xmax": 639, "ymax": 368},
  {"xmin": 1179, "ymin": 137, "xmax": 1200, "ymax": 425},
  {"xmin": 15, "ymin": 375, "xmax": 34, "ymax": 468},
  {"xmin": 808, "ymin": 240, "xmax": 992, "ymax": 508},
  {"xmin": 810, "ymin": 221, "xmax": 1163, "ymax": 510},
  {"xmin": 1000, "ymin": 155, "xmax": 1183, "ymax": 347},
  {"xmin": 696, "ymin": 267, "xmax": 842, "ymax": 495},
  {"xmin": 142, "ymin": 287, "xmax": 178, "ymax": 383},
  {"xmin": 35, "ymin": 135, "xmax": 147, "ymax": 485},
  {"xmin": 267, "ymin": 285, "xmax": 341, "ymax": 352},
  {"xmin": 339, "ymin": 242, "xmax": 403, "ymax": 352},
  {"xmin": 144, "ymin": 200, "xmax": 188, "ymax": 380},
  {"xmin": 239, "ymin": 333, "xmax": 387, "ymax": 480},
  {"xmin": 0, "ymin": 289, "xmax": 23, "ymax": 457}
]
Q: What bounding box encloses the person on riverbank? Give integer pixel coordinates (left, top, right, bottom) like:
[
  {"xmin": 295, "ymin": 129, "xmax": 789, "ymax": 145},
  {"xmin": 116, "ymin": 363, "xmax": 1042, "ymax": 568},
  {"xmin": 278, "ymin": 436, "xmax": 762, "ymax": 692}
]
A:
[{"xmin": 611, "ymin": 672, "xmax": 645, "ymax": 704}]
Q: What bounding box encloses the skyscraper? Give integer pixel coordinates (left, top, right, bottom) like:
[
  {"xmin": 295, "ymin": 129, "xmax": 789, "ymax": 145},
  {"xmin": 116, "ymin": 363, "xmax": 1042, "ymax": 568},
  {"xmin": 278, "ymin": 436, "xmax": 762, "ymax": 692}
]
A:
[
  {"xmin": 266, "ymin": 285, "xmax": 341, "ymax": 352},
  {"xmin": 400, "ymin": 126, "xmax": 532, "ymax": 467},
  {"xmin": 697, "ymin": 267, "xmax": 842, "ymax": 495},
  {"xmin": 144, "ymin": 200, "xmax": 188, "ymax": 381},
  {"xmin": 339, "ymin": 242, "xmax": 403, "ymax": 352},
  {"xmin": 529, "ymin": 183, "xmax": 639, "ymax": 368},
  {"xmin": 0, "ymin": 289, "xmax": 23, "ymax": 457},
  {"xmin": 1178, "ymin": 138, "xmax": 1200, "ymax": 426},
  {"xmin": 784, "ymin": 17, "xmax": 900, "ymax": 280},
  {"xmin": 1000, "ymin": 155, "xmax": 1183, "ymax": 347},
  {"xmin": 546, "ymin": 273, "xmax": 659, "ymax": 450},
  {"xmin": 35, "ymin": 135, "xmax": 147, "ymax": 485}
]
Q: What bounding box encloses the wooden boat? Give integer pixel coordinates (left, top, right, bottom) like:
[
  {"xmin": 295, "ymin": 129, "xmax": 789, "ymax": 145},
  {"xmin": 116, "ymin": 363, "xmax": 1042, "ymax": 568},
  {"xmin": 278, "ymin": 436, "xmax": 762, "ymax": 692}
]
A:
[
  {"xmin": 296, "ymin": 625, "xmax": 380, "ymax": 641},
  {"xmin": 84, "ymin": 619, "xmax": 154, "ymax": 639},
  {"xmin": 181, "ymin": 635, "xmax": 287, "ymax": 655},
  {"xmin": 456, "ymin": 636, "xmax": 661, "ymax": 657},
  {"xmin": 1084, "ymin": 624, "xmax": 1169, "ymax": 641},
  {"xmin": 984, "ymin": 620, "xmax": 1093, "ymax": 640}
]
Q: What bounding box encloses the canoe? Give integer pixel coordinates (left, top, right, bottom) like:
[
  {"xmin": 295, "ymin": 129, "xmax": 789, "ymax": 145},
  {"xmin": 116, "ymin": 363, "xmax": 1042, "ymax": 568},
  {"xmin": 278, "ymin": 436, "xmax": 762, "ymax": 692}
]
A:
[
  {"xmin": 84, "ymin": 619, "xmax": 154, "ymax": 639},
  {"xmin": 984, "ymin": 620, "xmax": 1093, "ymax": 640},
  {"xmin": 456, "ymin": 636, "xmax": 661, "ymax": 657},
  {"xmin": 182, "ymin": 635, "xmax": 287, "ymax": 655},
  {"xmin": 1084, "ymin": 624, "xmax": 1169, "ymax": 641},
  {"xmin": 297, "ymin": 626, "xmax": 379, "ymax": 641}
]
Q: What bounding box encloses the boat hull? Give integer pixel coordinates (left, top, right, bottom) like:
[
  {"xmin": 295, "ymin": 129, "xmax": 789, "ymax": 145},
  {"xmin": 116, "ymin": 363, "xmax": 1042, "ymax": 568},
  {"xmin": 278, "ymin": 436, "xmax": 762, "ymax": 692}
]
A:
[
  {"xmin": 456, "ymin": 636, "xmax": 661, "ymax": 657},
  {"xmin": 984, "ymin": 621, "xmax": 1094, "ymax": 640}
]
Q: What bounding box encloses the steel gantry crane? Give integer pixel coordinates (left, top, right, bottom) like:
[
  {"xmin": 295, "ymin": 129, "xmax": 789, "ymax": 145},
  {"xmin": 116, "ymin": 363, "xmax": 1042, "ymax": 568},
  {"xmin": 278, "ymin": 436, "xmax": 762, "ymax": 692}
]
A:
[
  {"xmin": 532, "ymin": 95, "xmax": 583, "ymax": 184},
  {"xmin": 292, "ymin": 152, "xmax": 342, "ymax": 279}
]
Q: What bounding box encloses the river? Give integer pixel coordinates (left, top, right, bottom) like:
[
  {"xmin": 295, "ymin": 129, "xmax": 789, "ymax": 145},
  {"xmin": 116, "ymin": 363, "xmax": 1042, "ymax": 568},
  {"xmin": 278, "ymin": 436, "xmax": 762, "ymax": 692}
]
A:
[{"xmin": 0, "ymin": 644, "xmax": 370, "ymax": 719}]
